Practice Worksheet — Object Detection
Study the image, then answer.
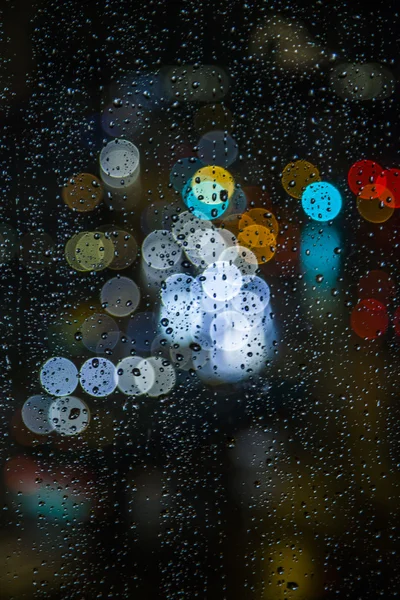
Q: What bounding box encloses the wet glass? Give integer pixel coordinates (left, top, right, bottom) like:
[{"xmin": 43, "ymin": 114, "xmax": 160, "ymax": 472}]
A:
[{"xmin": 1, "ymin": 1, "xmax": 400, "ymax": 598}]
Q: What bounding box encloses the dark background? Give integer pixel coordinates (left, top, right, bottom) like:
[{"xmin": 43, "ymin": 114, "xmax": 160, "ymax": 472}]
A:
[{"xmin": 1, "ymin": 0, "xmax": 400, "ymax": 598}]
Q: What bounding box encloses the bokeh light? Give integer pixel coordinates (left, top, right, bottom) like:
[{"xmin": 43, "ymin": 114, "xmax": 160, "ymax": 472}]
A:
[
  {"xmin": 62, "ymin": 173, "xmax": 103, "ymax": 212},
  {"xmin": 351, "ymin": 299, "xmax": 389, "ymax": 340},
  {"xmin": 301, "ymin": 181, "xmax": 342, "ymax": 221},
  {"xmin": 282, "ymin": 159, "xmax": 321, "ymax": 199}
]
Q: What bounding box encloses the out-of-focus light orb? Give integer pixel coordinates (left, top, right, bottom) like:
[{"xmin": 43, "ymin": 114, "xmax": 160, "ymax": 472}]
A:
[
  {"xmin": 222, "ymin": 186, "xmax": 248, "ymax": 219},
  {"xmin": 79, "ymin": 357, "xmax": 118, "ymax": 397},
  {"xmin": 282, "ymin": 160, "xmax": 321, "ymax": 199},
  {"xmin": 171, "ymin": 211, "xmax": 213, "ymax": 249},
  {"xmin": 356, "ymin": 195, "xmax": 394, "ymax": 223},
  {"xmin": 81, "ymin": 313, "xmax": 120, "ymax": 354},
  {"xmin": 100, "ymin": 276, "xmax": 140, "ymax": 318},
  {"xmin": 194, "ymin": 103, "xmax": 234, "ymax": 135},
  {"xmin": 351, "ymin": 299, "xmax": 389, "ymax": 340},
  {"xmin": 239, "ymin": 208, "xmax": 279, "ymax": 237},
  {"xmin": 142, "ymin": 230, "xmax": 182, "ymax": 270},
  {"xmin": 185, "ymin": 228, "xmax": 228, "ymax": 267},
  {"xmin": 331, "ymin": 62, "xmax": 394, "ymax": 102},
  {"xmin": 197, "ymin": 130, "xmax": 238, "ymax": 168},
  {"xmin": 301, "ymin": 182, "xmax": 342, "ymax": 221},
  {"xmin": 74, "ymin": 231, "xmax": 114, "ymax": 271},
  {"xmin": 231, "ymin": 275, "xmax": 271, "ymax": 316},
  {"xmin": 358, "ymin": 270, "xmax": 395, "ymax": 303},
  {"xmin": 210, "ymin": 310, "xmax": 252, "ymax": 351},
  {"xmin": 347, "ymin": 159, "xmax": 383, "ymax": 197},
  {"xmin": 49, "ymin": 396, "xmax": 90, "ymax": 436},
  {"xmin": 62, "ymin": 173, "xmax": 103, "ymax": 212},
  {"xmin": 183, "ymin": 179, "xmax": 229, "ymax": 220},
  {"xmin": 193, "ymin": 165, "xmax": 235, "ymax": 198},
  {"xmin": 202, "ymin": 261, "xmax": 242, "ymax": 302},
  {"xmin": 237, "ymin": 224, "xmax": 276, "ymax": 263},
  {"xmin": 146, "ymin": 357, "xmax": 176, "ymax": 397},
  {"xmin": 99, "ymin": 139, "xmax": 140, "ymax": 188},
  {"xmin": 117, "ymin": 356, "xmax": 155, "ymax": 396},
  {"xmin": 219, "ymin": 244, "xmax": 258, "ymax": 278},
  {"xmin": 65, "ymin": 232, "xmax": 89, "ymax": 272},
  {"xmin": 98, "ymin": 227, "xmax": 138, "ymax": 270},
  {"xmin": 22, "ymin": 395, "xmax": 55, "ymax": 435},
  {"xmin": 40, "ymin": 357, "xmax": 79, "ymax": 397},
  {"xmin": 170, "ymin": 157, "xmax": 203, "ymax": 193},
  {"xmin": 376, "ymin": 168, "xmax": 400, "ymax": 208},
  {"xmin": 190, "ymin": 277, "xmax": 228, "ymax": 313},
  {"xmin": 249, "ymin": 18, "xmax": 321, "ymax": 71},
  {"xmin": 161, "ymin": 274, "xmax": 194, "ymax": 313},
  {"xmin": 169, "ymin": 344, "xmax": 193, "ymax": 371},
  {"xmin": 300, "ymin": 223, "xmax": 341, "ymax": 285}
]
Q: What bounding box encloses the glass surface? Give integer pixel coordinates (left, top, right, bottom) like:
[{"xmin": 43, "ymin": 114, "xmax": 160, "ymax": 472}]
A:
[{"xmin": 1, "ymin": 1, "xmax": 400, "ymax": 598}]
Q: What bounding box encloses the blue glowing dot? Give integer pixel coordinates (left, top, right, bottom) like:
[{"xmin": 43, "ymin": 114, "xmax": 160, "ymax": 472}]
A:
[
  {"xmin": 183, "ymin": 179, "xmax": 229, "ymax": 220},
  {"xmin": 301, "ymin": 182, "xmax": 342, "ymax": 222}
]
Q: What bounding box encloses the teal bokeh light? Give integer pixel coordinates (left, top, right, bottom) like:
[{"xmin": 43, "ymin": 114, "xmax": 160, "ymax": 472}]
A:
[
  {"xmin": 182, "ymin": 179, "xmax": 229, "ymax": 220},
  {"xmin": 301, "ymin": 182, "xmax": 342, "ymax": 222}
]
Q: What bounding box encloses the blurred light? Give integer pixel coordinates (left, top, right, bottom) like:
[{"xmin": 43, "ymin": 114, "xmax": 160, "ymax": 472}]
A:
[
  {"xmin": 117, "ymin": 356, "xmax": 155, "ymax": 395},
  {"xmin": 197, "ymin": 130, "xmax": 238, "ymax": 168},
  {"xmin": 99, "ymin": 139, "xmax": 140, "ymax": 188},
  {"xmin": 331, "ymin": 62, "xmax": 394, "ymax": 101},
  {"xmin": 210, "ymin": 310, "xmax": 253, "ymax": 351},
  {"xmin": 202, "ymin": 261, "xmax": 242, "ymax": 302},
  {"xmin": 300, "ymin": 223, "xmax": 341, "ymax": 285},
  {"xmin": 49, "ymin": 395, "xmax": 90, "ymax": 436},
  {"xmin": 376, "ymin": 167, "xmax": 400, "ymax": 208},
  {"xmin": 81, "ymin": 312, "xmax": 120, "ymax": 354},
  {"xmin": 146, "ymin": 356, "xmax": 176, "ymax": 397},
  {"xmin": 347, "ymin": 159, "xmax": 383, "ymax": 197},
  {"xmin": 193, "ymin": 165, "xmax": 235, "ymax": 198},
  {"xmin": 282, "ymin": 159, "xmax": 321, "ymax": 199},
  {"xmin": 170, "ymin": 157, "xmax": 203, "ymax": 193},
  {"xmin": 171, "ymin": 210, "xmax": 213, "ymax": 249},
  {"xmin": 100, "ymin": 276, "xmax": 140, "ymax": 318},
  {"xmin": 351, "ymin": 299, "xmax": 389, "ymax": 340},
  {"xmin": 185, "ymin": 228, "xmax": 229, "ymax": 267},
  {"xmin": 97, "ymin": 226, "xmax": 138, "ymax": 270},
  {"xmin": 142, "ymin": 229, "xmax": 182, "ymax": 269},
  {"xmin": 239, "ymin": 208, "xmax": 279, "ymax": 237},
  {"xmin": 62, "ymin": 173, "xmax": 103, "ymax": 212},
  {"xmin": 183, "ymin": 178, "xmax": 229, "ymax": 220},
  {"xmin": 161, "ymin": 274, "xmax": 194, "ymax": 313},
  {"xmin": 231, "ymin": 275, "xmax": 270, "ymax": 316},
  {"xmin": 237, "ymin": 224, "xmax": 276, "ymax": 263},
  {"xmin": 74, "ymin": 231, "xmax": 114, "ymax": 271},
  {"xmin": 356, "ymin": 195, "xmax": 394, "ymax": 223},
  {"xmin": 40, "ymin": 356, "xmax": 79, "ymax": 397},
  {"xmin": 79, "ymin": 357, "xmax": 118, "ymax": 397},
  {"xmin": 219, "ymin": 245, "xmax": 258, "ymax": 277},
  {"xmin": 21, "ymin": 395, "xmax": 54, "ymax": 435},
  {"xmin": 301, "ymin": 182, "xmax": 342, "ymax": 221}
]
